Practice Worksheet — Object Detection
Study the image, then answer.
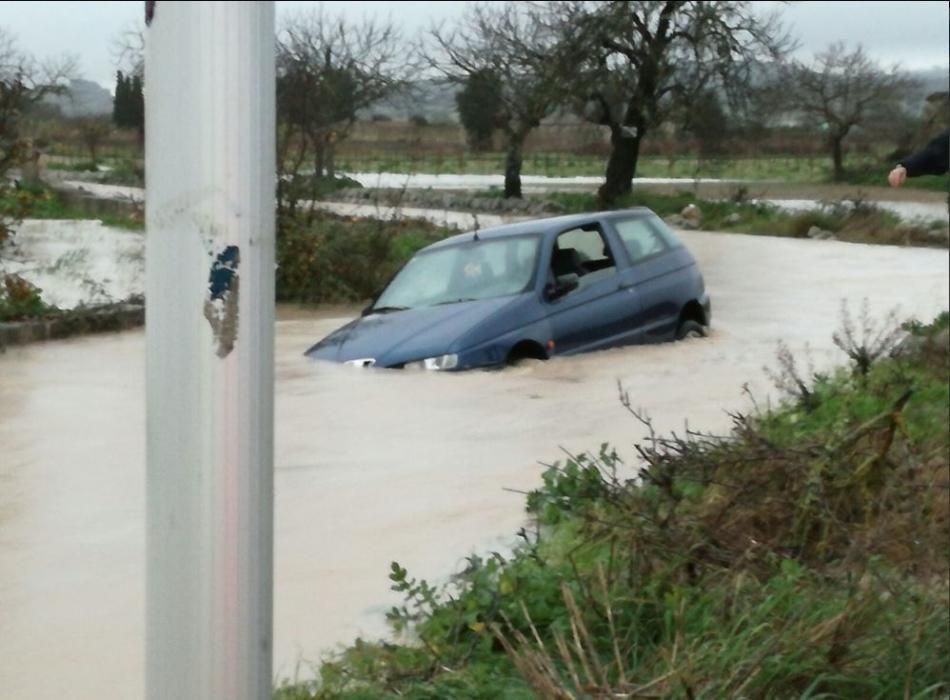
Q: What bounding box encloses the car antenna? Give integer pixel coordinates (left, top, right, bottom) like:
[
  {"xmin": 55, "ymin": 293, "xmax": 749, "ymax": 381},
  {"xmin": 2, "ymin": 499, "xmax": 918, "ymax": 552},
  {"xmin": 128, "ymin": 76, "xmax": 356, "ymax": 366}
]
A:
[{"xmin": 472, "ymin": 213, "xmax": 480, "ymax": 241}]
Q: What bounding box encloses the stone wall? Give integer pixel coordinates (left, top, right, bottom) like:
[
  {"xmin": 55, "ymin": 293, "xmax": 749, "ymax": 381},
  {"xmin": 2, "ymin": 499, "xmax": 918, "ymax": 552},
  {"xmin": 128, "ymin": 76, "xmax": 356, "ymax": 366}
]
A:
[{"xmin": 0, "ymin": 300, "xmax": 144, "ymax": 350}]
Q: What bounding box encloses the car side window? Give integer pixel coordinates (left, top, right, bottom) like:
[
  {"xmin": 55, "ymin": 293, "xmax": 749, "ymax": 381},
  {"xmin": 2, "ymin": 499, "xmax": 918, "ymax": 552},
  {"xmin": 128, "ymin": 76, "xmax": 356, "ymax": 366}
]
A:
[
  {"xmin": 614, "ymin": 216, "xmax": 668, "ymax": 263},
  {"xmin": 549, "ymin": 225, "xmax": 616, "ymax": 294},
  {"xmin": 647, "ymin": 214, "xmax": 684, "ymax": 249}
]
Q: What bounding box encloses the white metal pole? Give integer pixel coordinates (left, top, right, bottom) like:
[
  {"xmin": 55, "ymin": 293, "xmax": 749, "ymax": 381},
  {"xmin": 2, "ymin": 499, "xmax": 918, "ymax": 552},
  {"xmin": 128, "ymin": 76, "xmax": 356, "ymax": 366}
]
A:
[{"xmin": 145, "ymin": 3, "xmax": 275, "ymax": 699}]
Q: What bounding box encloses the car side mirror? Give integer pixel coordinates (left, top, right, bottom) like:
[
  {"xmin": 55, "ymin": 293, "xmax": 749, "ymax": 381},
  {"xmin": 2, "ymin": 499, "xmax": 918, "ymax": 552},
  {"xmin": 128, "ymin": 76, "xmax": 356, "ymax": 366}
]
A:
[{"xmin": 545, "ymin": 273, "xmax": 579, "ymax": 300}]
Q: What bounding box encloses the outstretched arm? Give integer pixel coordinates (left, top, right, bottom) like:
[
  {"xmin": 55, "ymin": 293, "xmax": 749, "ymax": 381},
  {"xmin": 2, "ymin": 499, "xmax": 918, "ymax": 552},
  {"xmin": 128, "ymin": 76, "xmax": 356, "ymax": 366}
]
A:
[{"xmin": 897, "ymin": 129, "xmax": 950, "ymax": 179}]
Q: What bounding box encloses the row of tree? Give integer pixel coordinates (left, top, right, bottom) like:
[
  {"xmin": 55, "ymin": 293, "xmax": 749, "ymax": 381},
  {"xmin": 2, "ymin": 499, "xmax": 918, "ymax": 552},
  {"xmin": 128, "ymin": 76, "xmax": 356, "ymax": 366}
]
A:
[
  {"xmin": 112, "ymin": 70, "xmax": 144, "ymax": 131},
  {"xmin": 2, "ymin": 3, "xmax": 933, "ymax": 213},
  {"xmin": 275, "ymin": 1, "xmax": 925, "ymax": 204}
]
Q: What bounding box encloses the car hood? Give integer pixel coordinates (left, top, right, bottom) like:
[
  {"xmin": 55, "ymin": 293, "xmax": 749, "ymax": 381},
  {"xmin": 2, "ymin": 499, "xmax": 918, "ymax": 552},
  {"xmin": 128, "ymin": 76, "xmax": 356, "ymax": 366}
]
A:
[{"xmin": 304, "ymin": 296, "xmax": 522, "ymax": 366}]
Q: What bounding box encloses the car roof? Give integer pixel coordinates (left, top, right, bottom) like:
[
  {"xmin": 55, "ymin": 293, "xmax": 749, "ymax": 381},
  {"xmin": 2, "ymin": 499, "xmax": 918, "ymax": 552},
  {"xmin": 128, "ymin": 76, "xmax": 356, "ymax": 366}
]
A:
[{"xmin": 422, "ymin": 207, "xmax": 657, "ymax": 251}]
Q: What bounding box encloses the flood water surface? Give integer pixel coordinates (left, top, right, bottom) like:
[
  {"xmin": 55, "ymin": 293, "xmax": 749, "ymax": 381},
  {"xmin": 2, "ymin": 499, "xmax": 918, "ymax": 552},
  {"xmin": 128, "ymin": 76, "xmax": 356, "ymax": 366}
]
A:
[{"xmin": 1, "ymin": 231, "xmax": 948, "ymax": 697}]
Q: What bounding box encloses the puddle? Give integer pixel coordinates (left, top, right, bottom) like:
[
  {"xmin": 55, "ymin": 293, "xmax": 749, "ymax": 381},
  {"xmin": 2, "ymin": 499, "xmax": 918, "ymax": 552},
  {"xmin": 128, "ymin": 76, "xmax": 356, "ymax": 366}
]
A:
[{"xmin": 756, "ymin": 197, "xmax": 948, "ymax": 224}]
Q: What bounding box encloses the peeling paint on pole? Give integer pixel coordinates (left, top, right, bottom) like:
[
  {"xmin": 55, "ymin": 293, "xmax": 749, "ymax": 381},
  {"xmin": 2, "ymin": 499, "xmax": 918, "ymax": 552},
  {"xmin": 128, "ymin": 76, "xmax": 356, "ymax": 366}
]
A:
[{"xmin": 204, "ymin": 245, "xmax": 240, "ymax": 358}]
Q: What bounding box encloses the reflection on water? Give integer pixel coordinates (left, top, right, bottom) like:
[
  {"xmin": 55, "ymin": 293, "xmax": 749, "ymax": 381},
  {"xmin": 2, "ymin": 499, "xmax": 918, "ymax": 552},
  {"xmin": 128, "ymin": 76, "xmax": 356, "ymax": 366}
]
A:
[{"xmin": 1, "ymin": 232, "xmax": 948, "ymax": 697}]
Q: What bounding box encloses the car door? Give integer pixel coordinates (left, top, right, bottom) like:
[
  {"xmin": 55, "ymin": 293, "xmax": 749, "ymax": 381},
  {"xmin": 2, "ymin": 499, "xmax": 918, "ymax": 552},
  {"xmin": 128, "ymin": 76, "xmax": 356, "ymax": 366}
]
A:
[
  {"xmin": 542, "ymin": 223, "xmax": 642, "ymax": 354},
  {"xmin": 608, "ymin": 213, "xmax": 687, "ymax": 342}
]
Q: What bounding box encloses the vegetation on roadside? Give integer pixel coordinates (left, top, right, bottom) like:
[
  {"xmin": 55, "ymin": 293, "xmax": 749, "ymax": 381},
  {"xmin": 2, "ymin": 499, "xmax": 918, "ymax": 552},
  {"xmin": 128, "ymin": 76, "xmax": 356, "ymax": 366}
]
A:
[
  {"xmin": 276, "ymin": 210, "xmax": 449, "ymax": 304},
  {"xmin": 331, "ymin": 151, "xmax": 948, "ymax": 190},
  {"xmin": 0, "ymin": 273, "xmax": 53, "ymax": 322},
  {"xmin": 275, "ymin": 308, "xmax": 950, "ymax": 699},
  {"xmin": 842, "ymin": 169, "xmax": 949, "ymax": 193},
  {"xmin": 44, "ymin": 149, "xmax": 946, "ymax": 194},
  {"xmin": 539, "ymin": 189, "xmax": 948, "ymax": 247},
  {"xmin": 0, "ymin": 185, "xmax": 59, "ymax": 320},
  {"xmin": 9, "ymin": 185, "xmax": 144, "ymax": 231}
]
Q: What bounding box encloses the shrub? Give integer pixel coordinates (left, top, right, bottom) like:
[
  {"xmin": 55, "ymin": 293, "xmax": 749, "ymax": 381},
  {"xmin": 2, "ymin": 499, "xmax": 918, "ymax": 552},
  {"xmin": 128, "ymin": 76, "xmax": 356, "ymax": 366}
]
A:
[
  {"xmin": 99, "ymin": 159, "xmax": 145, "ymax": 187},
  {"xmin": 275, "ymin": 211, "xmax": 448, "ymax": 304},
  {"xmin": 0, "ymin": 273, "xmax": 55, "ymax": 321}
]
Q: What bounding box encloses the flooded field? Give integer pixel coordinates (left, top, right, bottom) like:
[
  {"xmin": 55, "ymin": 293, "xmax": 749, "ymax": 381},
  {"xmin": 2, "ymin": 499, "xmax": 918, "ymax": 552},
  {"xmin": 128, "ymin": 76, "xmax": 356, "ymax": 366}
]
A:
[{"xmin": 1, "ymin": 230, "xmax": 948, "ymax": 697}]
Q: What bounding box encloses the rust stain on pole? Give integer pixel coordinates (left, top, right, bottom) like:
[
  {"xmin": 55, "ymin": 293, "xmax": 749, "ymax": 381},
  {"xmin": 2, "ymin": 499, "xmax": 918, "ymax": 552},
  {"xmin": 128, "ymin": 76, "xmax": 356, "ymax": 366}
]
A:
[{"xmin": 204, "ymin": 245, "xmax": 240, "ymax": 358}]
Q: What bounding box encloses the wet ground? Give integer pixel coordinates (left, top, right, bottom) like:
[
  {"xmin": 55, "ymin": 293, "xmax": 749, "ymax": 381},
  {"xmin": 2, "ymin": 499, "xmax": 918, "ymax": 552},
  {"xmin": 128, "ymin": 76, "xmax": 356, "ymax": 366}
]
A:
[
  {"xmin": 58, "ymin": 177, "xmax": 950, "ymax": 222},
  {"xmin": 1, "ymin": 231, "xmax": 948, "ymax": 697},
  {"xmin": 0, "ymin": 220, "xmax": 144, "ymax": 310}
]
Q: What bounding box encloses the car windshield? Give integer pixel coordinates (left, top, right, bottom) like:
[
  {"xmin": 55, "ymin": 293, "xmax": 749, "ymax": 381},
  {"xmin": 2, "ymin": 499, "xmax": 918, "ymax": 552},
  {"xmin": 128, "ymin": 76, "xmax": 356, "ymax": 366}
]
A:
[{"xmin": 373, "ymin": 234, "xmax": 541, "ymax": 310}]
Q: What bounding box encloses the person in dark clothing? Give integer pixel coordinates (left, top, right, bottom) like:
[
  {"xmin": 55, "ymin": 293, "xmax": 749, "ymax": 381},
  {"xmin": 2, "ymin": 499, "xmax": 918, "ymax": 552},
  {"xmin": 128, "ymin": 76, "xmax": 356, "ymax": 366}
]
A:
[{"xmin": 888, "ymin": 128, "xmax": 950, "ymax": 187}]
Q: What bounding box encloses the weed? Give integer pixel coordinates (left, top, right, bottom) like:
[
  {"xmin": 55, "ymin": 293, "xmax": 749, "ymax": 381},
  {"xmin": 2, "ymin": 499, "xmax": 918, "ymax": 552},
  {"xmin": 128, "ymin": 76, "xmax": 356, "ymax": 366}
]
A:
[
  {"xmin": 832, "ymin": 300, "xmax": 905, "ymax": 379},
  {"xmin": 0, "ymin": 273, "xmax": 57, "ymax": 321}
]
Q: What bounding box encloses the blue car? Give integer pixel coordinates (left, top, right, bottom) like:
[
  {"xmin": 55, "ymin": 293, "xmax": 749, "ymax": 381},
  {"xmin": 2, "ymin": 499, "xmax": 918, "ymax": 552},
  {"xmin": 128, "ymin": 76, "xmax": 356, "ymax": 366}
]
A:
[{"xmin": 304, "ymin": 208, "xmax": 711, "ymax": 370}]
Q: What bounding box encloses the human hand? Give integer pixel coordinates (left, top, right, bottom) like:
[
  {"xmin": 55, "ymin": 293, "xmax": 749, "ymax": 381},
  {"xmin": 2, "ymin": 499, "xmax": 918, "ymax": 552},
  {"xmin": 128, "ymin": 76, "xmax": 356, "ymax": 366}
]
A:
[{"xmin": 888, "ymin": 165, "xmax": 907, "ymax": 187}]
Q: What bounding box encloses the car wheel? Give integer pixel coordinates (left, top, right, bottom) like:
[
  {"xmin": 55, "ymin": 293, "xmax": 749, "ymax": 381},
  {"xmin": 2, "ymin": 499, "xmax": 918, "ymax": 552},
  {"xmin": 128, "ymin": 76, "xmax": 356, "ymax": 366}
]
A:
[
  {"xmin": 507, "ymin": 356, "xmax": 545, "ymax": 370},
  {"xmin": 676, "ymin": 320, "xmax": 707, "ymax": 340}
]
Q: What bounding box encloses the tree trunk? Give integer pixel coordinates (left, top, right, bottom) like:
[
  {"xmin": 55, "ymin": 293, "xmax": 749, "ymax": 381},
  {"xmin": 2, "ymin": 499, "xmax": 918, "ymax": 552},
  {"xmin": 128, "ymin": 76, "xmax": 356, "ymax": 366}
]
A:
[
  {"xmin": 314, "ymin": 143, "xmax": 325, "ymax": 178},
  {"xmin": 831, "ymin": 134, "xmax": 845, "ymax": 182},
  {"xmin": 504, "ymin": 130, "xmax": 526, "ymax": 199},
  {"xmin": 326, "ymin": 140, "xmax": 336, "ymax": 179},
  {"xmin": 598, "ymin": 125, "xmax": 642, "ymax": 206}
]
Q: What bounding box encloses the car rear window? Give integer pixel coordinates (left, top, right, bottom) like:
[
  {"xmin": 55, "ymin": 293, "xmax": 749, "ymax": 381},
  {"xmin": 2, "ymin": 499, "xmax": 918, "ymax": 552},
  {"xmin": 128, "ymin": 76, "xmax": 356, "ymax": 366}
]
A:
[{"xmin": 613, "ymin": 216, "xmax": 668, "ymax": 263}]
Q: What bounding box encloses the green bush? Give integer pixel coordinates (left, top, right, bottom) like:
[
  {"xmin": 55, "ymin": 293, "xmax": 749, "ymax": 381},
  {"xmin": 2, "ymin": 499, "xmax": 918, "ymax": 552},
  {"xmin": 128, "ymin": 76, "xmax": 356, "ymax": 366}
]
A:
[
  {"xmin": 0, "ymin": 274, "xmax": 56, "ymax": 321},
  {"xmin": 54, "ymin": 160, "xmax": 99, "ymax": 173},
  {"xmin": 99, "ymin": 159, "xmax": 144, "ymax": 187},
  {"xmin": 275, "ymin": 211, "xmax": 449, "ymax": 304},
  {"xmin": 278, "ymin": 175, "xmax": 363, "ymax": 211}
]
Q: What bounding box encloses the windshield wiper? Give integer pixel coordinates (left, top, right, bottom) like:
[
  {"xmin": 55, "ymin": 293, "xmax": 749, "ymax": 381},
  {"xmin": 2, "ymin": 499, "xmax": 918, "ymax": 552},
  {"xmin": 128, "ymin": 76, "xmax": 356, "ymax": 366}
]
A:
[
  {"xmin": 369, "ymin": 305, "xmax": 409, "ymax": 314},
  {"xmin": 434, "ymin": 298, "xmax": 478, "ymax": 306}
]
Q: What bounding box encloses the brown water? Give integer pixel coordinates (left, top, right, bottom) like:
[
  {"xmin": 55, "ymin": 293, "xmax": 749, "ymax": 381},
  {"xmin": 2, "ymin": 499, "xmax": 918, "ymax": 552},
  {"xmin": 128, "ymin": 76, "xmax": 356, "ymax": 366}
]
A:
[{"xmin": 1, "ymin": 231, "xmax": 948, "ymax": 697}]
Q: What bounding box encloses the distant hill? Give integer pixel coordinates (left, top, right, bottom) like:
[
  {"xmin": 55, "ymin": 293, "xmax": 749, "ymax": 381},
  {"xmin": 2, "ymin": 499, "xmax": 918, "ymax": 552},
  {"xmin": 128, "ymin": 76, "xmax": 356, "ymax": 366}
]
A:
[
  {"xmin": 360, "ymin": 66, "xmax": 948, "ymax": 125},
  {"xmin": 359, "ymin": 79, "xmax": 461, "ymax": 124},
  {"xmin": 908, "ymin": 66, "xmax": 950, "ymax": 99},
  {"xmin": 41, "ymin": 63, "xmax": 944, "ymax": 125},
  {"xmin": 41, "ymin": 79, "xmax": 112, "ymax": 118}
]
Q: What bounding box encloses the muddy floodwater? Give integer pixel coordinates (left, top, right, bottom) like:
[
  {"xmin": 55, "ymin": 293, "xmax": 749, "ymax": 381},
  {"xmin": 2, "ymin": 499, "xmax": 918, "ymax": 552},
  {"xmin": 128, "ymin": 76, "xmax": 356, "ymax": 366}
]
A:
[{"xmin": 1, "ymin": 231, "xmax": 948, "ymax": 697}]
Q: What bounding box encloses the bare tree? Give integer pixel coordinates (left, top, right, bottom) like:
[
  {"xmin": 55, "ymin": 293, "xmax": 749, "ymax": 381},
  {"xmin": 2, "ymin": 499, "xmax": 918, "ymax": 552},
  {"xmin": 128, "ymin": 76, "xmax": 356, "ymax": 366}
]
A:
[
  {"xmin": 427, "ymin": 2, "xmax": 574, "ymax": 198},
  {"xmin": 784, "ymin": 43, "xmax": 916, "ymax": 182},
  {"xmin": 544, "ymin": 1, "xmax": 794, "ymax": 205},
  {"xmin": 111, "ymin": 21, "xmax": 145, "ymax": 79},
  {"xmin": 277, "ymin": 7, "xmax": 413, "ymax": 215},
  {"xmin": 1, "ymin": 28, "xmax": 76, "ymax": 174},
  {"xmin": 0, "ymin": 27, "xmax": 75, "ymax": 246},
  {"xmin": 75, "ymin": 117, "xmax": 112, "ymax": 167}
]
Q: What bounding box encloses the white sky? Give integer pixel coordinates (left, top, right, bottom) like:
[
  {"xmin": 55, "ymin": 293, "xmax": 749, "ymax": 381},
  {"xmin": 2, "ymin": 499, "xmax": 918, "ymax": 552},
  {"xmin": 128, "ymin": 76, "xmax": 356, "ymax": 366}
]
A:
[{"xmin": 0, "ymin": 0, "xmax": 946, "ymax": 90}]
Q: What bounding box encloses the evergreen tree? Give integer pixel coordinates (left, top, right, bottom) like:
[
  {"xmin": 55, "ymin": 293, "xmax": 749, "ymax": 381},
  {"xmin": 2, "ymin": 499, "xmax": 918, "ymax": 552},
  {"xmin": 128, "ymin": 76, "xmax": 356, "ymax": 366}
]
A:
[
  {"xmin": 113, "ymin": 70, "xmax": 128, "ymax": 127},
  {"xmin": 455, "ymin": 69, "xmax": 503, "ymax": 152},
  {"xmin": 129, "ymin": 74, "xmax": 144, "ymax": 131}
]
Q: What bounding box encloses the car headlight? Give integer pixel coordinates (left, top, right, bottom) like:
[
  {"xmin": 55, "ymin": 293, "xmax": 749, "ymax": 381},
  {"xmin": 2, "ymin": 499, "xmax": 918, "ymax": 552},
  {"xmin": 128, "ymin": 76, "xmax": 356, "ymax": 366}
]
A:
[{"xmin": 405, "ymin": 353, "xmax": 459, "ymax": 371}]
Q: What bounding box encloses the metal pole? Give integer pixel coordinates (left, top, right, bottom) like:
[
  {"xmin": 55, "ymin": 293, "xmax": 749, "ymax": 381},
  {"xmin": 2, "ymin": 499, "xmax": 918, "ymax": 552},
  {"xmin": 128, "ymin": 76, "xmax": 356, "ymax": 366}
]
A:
[{"xmin": 145, "ymin": 3, "xmax": 275, "ymax": 698}]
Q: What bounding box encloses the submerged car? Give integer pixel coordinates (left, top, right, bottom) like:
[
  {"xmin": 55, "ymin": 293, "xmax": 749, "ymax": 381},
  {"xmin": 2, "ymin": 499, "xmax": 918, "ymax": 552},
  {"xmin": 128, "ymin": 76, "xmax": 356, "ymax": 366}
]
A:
[{"xmin": 304, "ymin": 208, "xmax": 711, "ymax": 371}]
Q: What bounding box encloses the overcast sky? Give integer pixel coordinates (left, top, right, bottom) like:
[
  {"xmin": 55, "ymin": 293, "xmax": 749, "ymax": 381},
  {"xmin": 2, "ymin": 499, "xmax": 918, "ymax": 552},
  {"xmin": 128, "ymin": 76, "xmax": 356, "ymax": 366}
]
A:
[{"xmin": 0, "ymin": 0, "xmax": 946, "ymax": 90}]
